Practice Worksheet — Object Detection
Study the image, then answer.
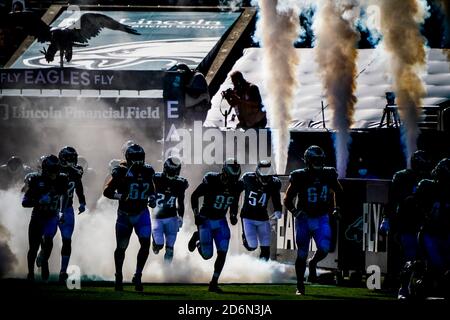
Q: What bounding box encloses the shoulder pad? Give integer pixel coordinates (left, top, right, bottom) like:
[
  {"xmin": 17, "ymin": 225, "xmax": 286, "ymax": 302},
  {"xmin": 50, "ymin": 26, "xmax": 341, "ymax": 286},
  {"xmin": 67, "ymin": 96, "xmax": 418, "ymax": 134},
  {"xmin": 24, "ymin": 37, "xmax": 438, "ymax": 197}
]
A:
[
  {"xmin": 111, "ymin": 165, "xmax": 127, "ymax": 178},
  {"xmin": 393, "ymin": 169, "xmax": 412, "ymax": 182},
  {"xmin": 177, "ymin": 176, "xmax": 189, "ymax": 189},
  {"xmin": 24, "ymin": 172, "xmax": 40, "ymax": 185},
  {"xmin": 417, "ymin": 179, "xmax": 434, "ymax": 190},
  {"xmin": 154, "ymin": 172, "xmax": 163, "ymax": 179},
  {"xmin": 272, "ymin": 176, "xmax": 282, "ymax": 187},
  {"xmin": 324, "ymin": 167, "xmax": 338, "ymax": 178},
  {"xmin": 289, "ymin": 169, "xmax": 304, "ymax": 181},
  {"xmin": 143, "ymin": 164, "xmax": 155, "ymax": 174},
  {"xmin": 203, "ymin": 172, "xmax": 219, "ymax": 184}
]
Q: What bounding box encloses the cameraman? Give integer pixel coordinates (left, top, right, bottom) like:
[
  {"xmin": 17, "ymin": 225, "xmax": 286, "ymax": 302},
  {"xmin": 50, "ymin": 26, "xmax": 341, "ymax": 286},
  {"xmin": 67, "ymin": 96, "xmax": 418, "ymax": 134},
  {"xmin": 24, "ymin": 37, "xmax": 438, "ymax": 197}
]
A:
[{"xmin": 222, "ymin": 71, "xmax": 267, "ymax": 130}]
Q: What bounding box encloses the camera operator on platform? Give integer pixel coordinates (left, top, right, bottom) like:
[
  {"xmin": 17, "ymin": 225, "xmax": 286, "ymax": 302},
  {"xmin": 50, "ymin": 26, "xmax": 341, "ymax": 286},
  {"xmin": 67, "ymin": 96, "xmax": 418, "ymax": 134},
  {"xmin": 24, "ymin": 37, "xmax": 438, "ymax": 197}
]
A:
[{"xmin": 222, "ymin": 70, "xmax": 267, "ymax": 130}]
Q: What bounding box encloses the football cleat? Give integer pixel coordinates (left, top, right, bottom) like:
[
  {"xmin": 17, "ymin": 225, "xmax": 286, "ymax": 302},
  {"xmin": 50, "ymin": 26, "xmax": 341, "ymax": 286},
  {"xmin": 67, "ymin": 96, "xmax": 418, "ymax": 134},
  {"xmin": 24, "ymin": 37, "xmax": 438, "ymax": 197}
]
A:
[
  {"xmin": 208, "ymin": 282, "xmax": 223, "ymax": 293},
  {"xmin": 26, "ymin": 273, "xmax": 35, "ymax": 283},
  {"xmin": 59, "ymin": 272, "xmax": 68, "ymax": 284},
  {"xmin": 132, "ymin": 274, "xmax": 143, "ymax": 292},
  {"xmin": 296, "ymin": 283, "xmax": 305, "ymax": 296},
  {"xmin": 188, "ymin": 231, "xmax": 200, "ymax": 252},
  {"xmin": 152, "ymin": 240, "xmax": 160, "ymax": 255}
]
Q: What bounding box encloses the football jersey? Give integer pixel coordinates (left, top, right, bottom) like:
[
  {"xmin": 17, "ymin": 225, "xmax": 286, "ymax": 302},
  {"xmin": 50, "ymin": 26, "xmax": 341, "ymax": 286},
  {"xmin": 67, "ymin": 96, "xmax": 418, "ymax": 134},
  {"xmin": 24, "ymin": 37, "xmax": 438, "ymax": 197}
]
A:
[
  {"xmin": 240, "ymin": 172, "xmax": 282, "ymax": 221},
  {"xmin": 60, "ymin": 165, "xmax": 85, "ymax": 209},
  {"xmin": 22, "ymin": 172, "xmax": 69, "ymax": 216},
  {"xmin": 286, "ymin": 167, "xmax": 340, "ymax": 217},
  {"xmin": 389, "ymin": 169, "xmax": 425, "ymax": 231},
  {"xmin": 153, "ymin": 172, "xmax": 189, "ymax": 219},
  {"xmin": 103, "ymin": 164, "xmax": 155, "ymax": 215},
  {"xmin": 415, "ymin": 179, "xmax": 450, "ymax": 236},
  {"xmin": 192, "ymin": 172, "xmax": 244, "ymax": 220}
]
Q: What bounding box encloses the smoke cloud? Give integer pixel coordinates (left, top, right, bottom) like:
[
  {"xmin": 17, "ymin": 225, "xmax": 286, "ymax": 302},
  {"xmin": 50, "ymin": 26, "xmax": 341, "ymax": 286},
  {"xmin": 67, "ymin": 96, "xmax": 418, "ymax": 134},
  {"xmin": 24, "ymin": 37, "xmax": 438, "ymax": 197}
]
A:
[
  {"xmin": 378, "ymin": 0, "xmax": 428, "ymax": 166},
  {"xmin": 0, "ymin": 97, "xmax": 291, "ymax": 284},
  {"xmin": 0, "ymin": 220, "xmax": 17, "ymax": 278},
  {"xmin": 314, "ymin": 0, "xmax": 360, "ymax": 178},
  {"xmin": 257, "ymin": 0, "xmax": 301, "ymax": 174}
]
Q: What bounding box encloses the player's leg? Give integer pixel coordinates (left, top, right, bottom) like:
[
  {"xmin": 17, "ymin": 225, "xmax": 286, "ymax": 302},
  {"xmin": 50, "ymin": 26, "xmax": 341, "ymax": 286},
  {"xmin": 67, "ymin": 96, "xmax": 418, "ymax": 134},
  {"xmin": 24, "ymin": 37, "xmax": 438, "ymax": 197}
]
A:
[
  {"xmin": 242, "ymin": 218, "xmax": 258, "ymax": 251},
  {"xmin": 308, "ymin": 214, "xmax": 332, "ymax": 283},
  {"xmin": 40, "ymin": 215, "xmax": 58, "ymax": 281},
  {"xmin": 209, "ymin": 219, "xmax": 231, "ymax": 293},
  {"xmin": 398, "ymin": 232, "xmax": 419, "ymax": 298},
  {"xmin": 295, "ymin": 216, "xmax": 310, "ymax": 295},
  {"xmin": 151, "ymin": 217, "xmax": 165, "ymax": 255},
  {"xmin": 58, "ymin": 206, "xmax": 75, "ymax": 282},
  {"xmin": 257, "ymin": 220, "xmax": 271, "ymax": 261},
  {"xmin": 27, "ymin": 215, "xmax": 44, "ymax": 281},
  {"xmin": 114, "ymin": 211, "xmax": 133, "ymax": 291},
  {"xmin": 163, "ymin": 217, "xmax": 178, "ymax": 263},
  {"xmin": 197, "ymin": 220, "xmax": 214, "ymax": 260},
  {"xmin": 132, "ymin": 208, "xmax": 151, "ymax": 291}
]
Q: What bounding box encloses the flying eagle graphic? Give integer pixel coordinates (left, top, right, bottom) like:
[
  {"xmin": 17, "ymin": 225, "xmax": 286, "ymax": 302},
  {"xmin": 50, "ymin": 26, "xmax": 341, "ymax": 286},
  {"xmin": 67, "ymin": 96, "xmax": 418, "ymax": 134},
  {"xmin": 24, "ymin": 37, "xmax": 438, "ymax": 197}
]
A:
[{"xmin": 6, "ymin": 11, "xmax": 140, "ymax": 67}]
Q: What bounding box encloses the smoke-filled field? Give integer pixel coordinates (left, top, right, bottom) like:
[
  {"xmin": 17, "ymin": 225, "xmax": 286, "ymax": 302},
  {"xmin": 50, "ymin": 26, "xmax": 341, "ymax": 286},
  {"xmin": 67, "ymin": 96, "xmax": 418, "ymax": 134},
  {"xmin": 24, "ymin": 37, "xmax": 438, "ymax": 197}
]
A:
[{"xmin": 0, "ymin": 279, "xmax": 396, "ymax": 301}]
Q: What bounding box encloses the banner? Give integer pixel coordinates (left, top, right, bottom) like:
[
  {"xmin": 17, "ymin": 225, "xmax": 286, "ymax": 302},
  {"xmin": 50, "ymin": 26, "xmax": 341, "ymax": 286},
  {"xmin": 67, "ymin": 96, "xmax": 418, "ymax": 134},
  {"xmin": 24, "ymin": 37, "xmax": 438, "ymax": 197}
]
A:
[{"xmin": 10, "ymin": 10, "xmax": 240, "ymax": 71}]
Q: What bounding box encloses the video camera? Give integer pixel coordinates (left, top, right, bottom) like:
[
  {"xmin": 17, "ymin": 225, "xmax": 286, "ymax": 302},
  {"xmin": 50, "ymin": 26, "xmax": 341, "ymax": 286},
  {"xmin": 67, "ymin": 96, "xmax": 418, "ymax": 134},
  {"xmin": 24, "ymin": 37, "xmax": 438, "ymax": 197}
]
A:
[{"xmin": 221, "ymin": 88, "xmax": 235, "ymax": 99}]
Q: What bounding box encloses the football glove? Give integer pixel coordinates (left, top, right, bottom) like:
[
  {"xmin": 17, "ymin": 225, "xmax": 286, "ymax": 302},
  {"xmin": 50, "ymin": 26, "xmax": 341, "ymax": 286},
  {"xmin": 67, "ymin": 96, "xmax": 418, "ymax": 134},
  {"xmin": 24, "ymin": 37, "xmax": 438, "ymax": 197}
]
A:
[
  {"xmin": 78, "ymin": 203, "xmax": 86, "ymax": 215},
  {"xmin": 380, "ymin": 218, "xmax": 390, "ymax": 234},
  {"xmin": 230, "ymin": 214, "xmax": 238, "ymax": 226},
  {"xmin": 332, "ymin": 207, "xmax": 342, "ymax": 220},
  {"xmin": 270, "ymin": 211, "xmax": 283, "ymax": 220},
  {"xmin": 178, "ymin": 216, "xmax": 183, "ymax": 229},
  {"xmin": 39, "ymin": 194, "xmax": 51, "ymax": 205},
  {"xmin": 148, "ymin": 194, "xmax": 156, "ymax": 208}
]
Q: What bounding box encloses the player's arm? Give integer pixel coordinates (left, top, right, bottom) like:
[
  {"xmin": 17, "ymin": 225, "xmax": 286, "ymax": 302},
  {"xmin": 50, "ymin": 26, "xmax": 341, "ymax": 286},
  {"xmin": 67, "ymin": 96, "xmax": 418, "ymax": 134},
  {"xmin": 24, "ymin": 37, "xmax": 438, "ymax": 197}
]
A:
[
  {"xmin": 283, "ymin": 175, "xmax": 298, "ymax": 214},
  {"xmin": 191, "ymin": 180, "xmax": 207, "ymax": 215},
  {"xmin": 229, "ymin": 181, "xmax": 244, "ymax": 225},
  {"xmin": 22, "ymin": 179, "xmax": 38, "ymax": 208},
  {"xmin": 75, "ymin": 176, "xmax": 87, "ymax": 213},
  {"xmin": 270, "ymin": 179, "xmax": 283, "ymax": 219},
  {"xmin": 103, "ymin": 170, "xmax": 125, "ymax": 201},
  {"xmin": 177, "ymin": 180, "xmax": 189, "ymax": 218}
]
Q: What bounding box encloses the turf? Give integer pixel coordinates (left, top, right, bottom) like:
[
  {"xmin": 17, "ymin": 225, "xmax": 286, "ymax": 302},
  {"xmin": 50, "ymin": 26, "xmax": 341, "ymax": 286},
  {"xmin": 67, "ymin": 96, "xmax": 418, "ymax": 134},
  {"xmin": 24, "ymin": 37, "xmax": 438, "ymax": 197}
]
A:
[{"xmin": 0, "ymin": 279, "xmax": 396, "ymax": 301}]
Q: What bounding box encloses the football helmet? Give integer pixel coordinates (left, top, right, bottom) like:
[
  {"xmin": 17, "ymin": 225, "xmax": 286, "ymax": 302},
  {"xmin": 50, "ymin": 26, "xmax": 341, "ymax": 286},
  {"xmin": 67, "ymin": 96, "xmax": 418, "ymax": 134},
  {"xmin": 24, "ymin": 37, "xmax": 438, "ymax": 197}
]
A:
[
  {"xmin": 304, "ymin": 145, "xmax": 325, "ymax": 170},
  {"xmin": 41, "ymin": 154, "xmax": 60, "ymax": 178},
  {"xmin": 163, "ymin": 156, "xmax": 181, "ymax": 179},
  {"xmin": 58, "ymin": 146, "xmax": 78, "ymax": 167},
  {"xmin": 222, "ymin": 158, "xmax": 241, "ymax": 183},
  {"xmin": 255, "ymin": 160, "xmax": 273, "ymax": 185},
  {"xmin": 125, "ymin": 144, "xmax": 145, "ymax": 166}
]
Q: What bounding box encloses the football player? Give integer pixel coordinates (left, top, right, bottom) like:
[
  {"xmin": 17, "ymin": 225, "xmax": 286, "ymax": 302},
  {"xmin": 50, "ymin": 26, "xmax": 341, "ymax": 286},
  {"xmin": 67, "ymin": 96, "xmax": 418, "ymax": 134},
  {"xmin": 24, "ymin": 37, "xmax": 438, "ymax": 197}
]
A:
[
  {"xmin": 284, "ymin": 146, "xmax": 343, "ymax": 295},
  {"xmin": 380, "ymin": 150, "xmax": 432, "ymax": 299},
  {"xmin": 22, "ymin": 154, "xmax": 69, "ymax": 282},
  {"xmin": 415, "ymin": 158, "xmax": 450, "ymax": 297},
  {"xmin": 188, "ymin": 158, "xmax": 244, "ymax": 292},
  {"xmin": 239, "ymin": 160, "xmax": 282, "ymax": 260},
  {"xmin": 56, "ymin": 146, "xmax": 86, "ymax": 282},
  {"xmin": 103, "ymin": 144, "xmax": 156, "ymax": 291},
  {"xmin": 0, "ymin": 155, "xmax": 33, "ymax": 190},
  {"xmin": 151, "ymin": 157, "xmax": 189, "ymax": 263}
]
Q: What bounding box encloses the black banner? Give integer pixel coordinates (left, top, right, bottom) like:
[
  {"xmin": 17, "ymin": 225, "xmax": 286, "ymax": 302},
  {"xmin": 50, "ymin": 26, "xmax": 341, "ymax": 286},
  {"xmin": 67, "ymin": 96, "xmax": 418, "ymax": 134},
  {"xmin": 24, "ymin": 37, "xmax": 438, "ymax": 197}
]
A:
[{"xmin": 0, "ymin": 68, "xmax": 166, "ymax": 90}]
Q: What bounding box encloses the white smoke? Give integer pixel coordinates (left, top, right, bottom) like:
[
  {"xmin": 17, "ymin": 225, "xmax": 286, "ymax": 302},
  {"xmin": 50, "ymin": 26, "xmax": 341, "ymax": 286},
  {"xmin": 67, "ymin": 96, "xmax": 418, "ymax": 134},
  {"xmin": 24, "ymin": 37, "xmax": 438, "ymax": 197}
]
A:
[
  {"xmin": 219, "ymin": 0, "xmax": 244, "ymax": 12},
  {"xmin": 377, "ymin": 0, "xmax": 428, "ymax": 166},
  {"xmin": 314, "ymin": 0, "xmax": 360, "ymax": 178},
  {"xmin": 0, "ymin": 187, "xmax": 290, "ymax": 283},
  {"xmin": 257, "ymin": 0, "xmax": 301, "ymax": 174}
]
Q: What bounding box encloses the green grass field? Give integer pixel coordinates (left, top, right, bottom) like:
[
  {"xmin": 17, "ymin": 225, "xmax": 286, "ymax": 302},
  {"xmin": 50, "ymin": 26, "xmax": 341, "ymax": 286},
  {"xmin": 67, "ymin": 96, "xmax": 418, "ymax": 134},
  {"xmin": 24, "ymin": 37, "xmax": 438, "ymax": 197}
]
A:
[{"xmin": 1, "ymin": 279, "xmax": 397, "ymax": 301}]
